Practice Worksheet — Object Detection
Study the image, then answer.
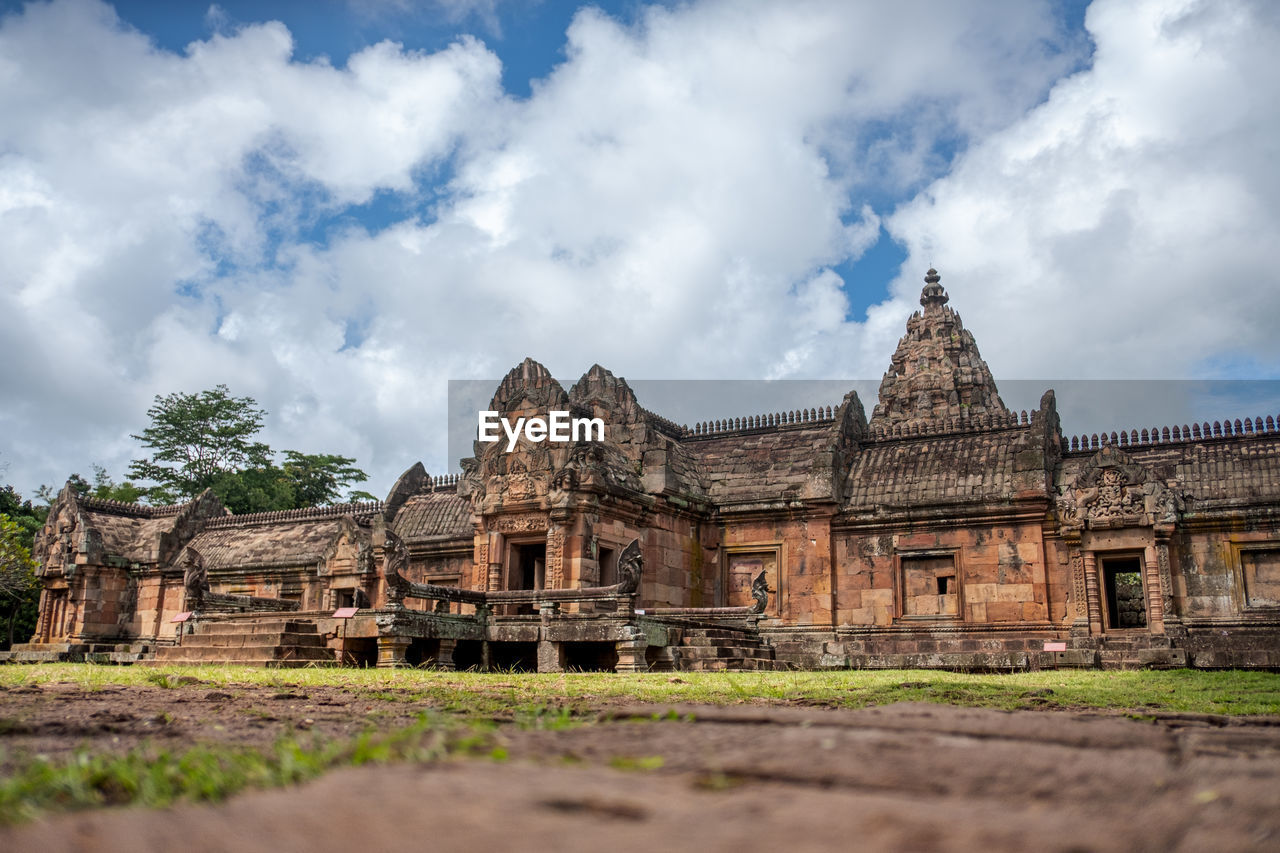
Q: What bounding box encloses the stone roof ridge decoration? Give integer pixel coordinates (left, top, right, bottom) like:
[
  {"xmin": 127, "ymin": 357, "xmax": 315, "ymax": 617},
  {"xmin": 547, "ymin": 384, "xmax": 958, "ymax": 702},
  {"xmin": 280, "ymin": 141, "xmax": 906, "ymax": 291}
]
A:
[
  {"xmin": 641, "ymin": 407, "xmax": 685, "ymax": 437},
  {"xmin": 76, "ymin": 495, "xmax": 193, "ymax": 518},
  {"xmin": 1063, "ymin": 414, "xmax": 1280, "ymax": 453},
  {"xmin": 685, "ymin": 405, "xmax": 837, "ymax": 437},
  {"xmin": 489, "ymin": 356, "xmax": 569, "ymax": 413},
  {"xmin": 869, "ymin": 268, "xmax": 1012, "ymax": 432},
  {"xmin": 429, "ymin": 473, "xmax": 460, "ymax": 490},
  {"xmin": 204, "ymin": 500, "xmax": 385, "ymax": 529},
  {"xmin": 867, "ymin": 407, "xmax": 1034, "ymax": 442},
  {"xmin": 566, "ymin": 364, "xmax": 647, "ymax": 428}
]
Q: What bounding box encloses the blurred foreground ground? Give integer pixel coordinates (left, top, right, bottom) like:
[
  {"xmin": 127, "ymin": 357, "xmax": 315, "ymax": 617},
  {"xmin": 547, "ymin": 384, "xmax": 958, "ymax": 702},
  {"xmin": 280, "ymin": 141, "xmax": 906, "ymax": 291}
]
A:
[{"xmin": 3, "ymin": 684, "xmax": 1280, "ymax": 852}]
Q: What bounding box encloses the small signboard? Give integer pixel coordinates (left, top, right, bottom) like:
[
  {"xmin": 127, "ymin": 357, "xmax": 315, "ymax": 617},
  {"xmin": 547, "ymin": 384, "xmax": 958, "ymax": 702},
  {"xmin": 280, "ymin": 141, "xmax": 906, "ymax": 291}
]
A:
[
  {"xmin": 1043, "ymin": 641, "xmax": 1068, "ymax": 652},
  {"xmin": 171, "ymin": 612, "xmax": 193, "ymax": 623},
  {"xmin": 332, "ymin": 607, "xmax": 359, "ymax": 619}
]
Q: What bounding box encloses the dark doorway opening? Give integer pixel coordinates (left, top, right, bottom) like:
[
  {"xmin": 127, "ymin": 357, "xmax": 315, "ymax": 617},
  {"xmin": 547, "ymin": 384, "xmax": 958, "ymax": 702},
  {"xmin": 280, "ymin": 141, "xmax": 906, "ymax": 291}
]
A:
[
  {"xmin": 564, "ymin": 641, "xmax": 619, "ymax": 672},
  {"xmin": 452, "ymin": 640, "xmax": 484, "ymax": 671},
  {"xmin": 510, "ymin": 543, "xmax": 546, "ymax": 591},
  {"xmin": 340, "ymin": 637, "xmax": 377, "ymax": 667},
  {"xmin": 489, "ymin": 641, "xmax": 538, "ymax": 672},
  {"xmin": 1103, "ymin": 557, "xmax": 1147, "ymax": 629}
]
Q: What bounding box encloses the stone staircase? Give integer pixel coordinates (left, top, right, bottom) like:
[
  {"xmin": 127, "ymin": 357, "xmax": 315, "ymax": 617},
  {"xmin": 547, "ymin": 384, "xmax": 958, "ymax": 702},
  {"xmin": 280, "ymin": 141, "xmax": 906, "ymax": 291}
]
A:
[
  {"xmin": 676, "ymin": 625, "xmax": 795, "ymax": 672},
  {"xmin": 150, "ymin": 618, "xmax": 335, "ymax": 667},
  {"xmin": 0, "ymin": 641, "xmax": 152, "ymax": 664},
  {"xmin": 1094, "ymin": 635, "xmax": 1187, "ymax": 669}
]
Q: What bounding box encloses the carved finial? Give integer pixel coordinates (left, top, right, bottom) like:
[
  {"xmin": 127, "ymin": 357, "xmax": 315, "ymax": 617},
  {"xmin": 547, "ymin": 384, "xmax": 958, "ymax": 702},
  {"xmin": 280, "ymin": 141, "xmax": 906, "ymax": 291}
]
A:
[{"xmin": 920, "ymin": 268, "xmax": 948, "ymax": 310}]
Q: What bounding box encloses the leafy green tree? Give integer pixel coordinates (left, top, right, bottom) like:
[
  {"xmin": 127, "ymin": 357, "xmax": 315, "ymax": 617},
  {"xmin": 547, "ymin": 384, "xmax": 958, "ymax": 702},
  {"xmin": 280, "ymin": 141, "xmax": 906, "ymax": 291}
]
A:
[
  {"xmin": 210, "ymin": 464, "xmax": 295, "ymax": 515},
  {"xmin": 125, "ymin": 385, "xmax": 370, "ymax": 512},
  {"xmin": 281, "ymin": 452, "xmax": 369, "ymax": 507},
  {"xmin": 0, "ymin": 485, "xmax": 48, "ymax": 547},
  {"xmin": 128, "ymin": 385, "xmax": 271, "ymax": 502},
  {"xmin": 0, "ymin": 513, "xmax": 38, "ymax": 648}
]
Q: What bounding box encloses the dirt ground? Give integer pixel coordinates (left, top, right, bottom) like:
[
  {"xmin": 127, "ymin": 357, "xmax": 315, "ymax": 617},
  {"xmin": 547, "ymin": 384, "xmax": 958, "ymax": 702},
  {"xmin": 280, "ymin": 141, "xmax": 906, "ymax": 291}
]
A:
[{"xmin": 4, "ymin": 682, "xmax": 1280, "ymax": 852}]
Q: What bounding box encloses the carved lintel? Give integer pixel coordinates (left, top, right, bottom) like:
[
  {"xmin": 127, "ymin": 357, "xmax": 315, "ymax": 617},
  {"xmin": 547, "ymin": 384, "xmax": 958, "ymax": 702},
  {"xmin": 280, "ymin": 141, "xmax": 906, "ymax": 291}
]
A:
[{"xmin": 488, "ymin": 513, "xmax": 549, "ymax": 534}]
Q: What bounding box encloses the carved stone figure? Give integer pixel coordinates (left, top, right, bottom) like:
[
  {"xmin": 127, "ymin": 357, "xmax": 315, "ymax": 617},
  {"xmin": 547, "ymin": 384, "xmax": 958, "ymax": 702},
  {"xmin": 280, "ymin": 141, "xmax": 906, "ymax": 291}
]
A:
[
  {"xmin": 381, "ymin": 529, "xmax": 410, "ymax": 607},
  {"xmin": 181, "ymin": 548, "xmax": 208, "ymax": 609},
  {"xmin": 616, "ymin": 538, "xmax": 643, "ymax": 594},
  {"xmin": 750, "ymin": 570, "xmax": 770, "ymax": 614}
]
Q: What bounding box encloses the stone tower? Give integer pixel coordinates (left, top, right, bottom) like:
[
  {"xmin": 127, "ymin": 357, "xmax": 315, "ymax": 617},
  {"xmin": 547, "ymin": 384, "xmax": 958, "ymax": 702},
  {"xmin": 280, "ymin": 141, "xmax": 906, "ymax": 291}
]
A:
[{"xmin": 869, "ymin": 269, "xmax": 1010, "ymax": 431}]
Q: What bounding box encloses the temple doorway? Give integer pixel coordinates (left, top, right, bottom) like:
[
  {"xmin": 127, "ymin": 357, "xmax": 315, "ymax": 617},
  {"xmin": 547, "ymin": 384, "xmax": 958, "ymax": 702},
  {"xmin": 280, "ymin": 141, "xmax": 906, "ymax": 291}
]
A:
[{"xmin": 1102, "ymin": 556, "xmax": 1147, "ymax": 630}]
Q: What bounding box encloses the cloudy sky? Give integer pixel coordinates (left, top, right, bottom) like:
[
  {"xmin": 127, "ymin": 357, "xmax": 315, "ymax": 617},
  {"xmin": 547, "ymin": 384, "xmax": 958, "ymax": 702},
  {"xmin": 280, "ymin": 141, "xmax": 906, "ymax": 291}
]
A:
[{"xmin": 2, "ymin": 0, "xmax": 1278, "ymax": 501}]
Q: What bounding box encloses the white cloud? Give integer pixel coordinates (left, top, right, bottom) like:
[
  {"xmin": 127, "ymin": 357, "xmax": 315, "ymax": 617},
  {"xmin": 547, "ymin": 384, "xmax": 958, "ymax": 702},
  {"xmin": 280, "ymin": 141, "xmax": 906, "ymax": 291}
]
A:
[
  {"xmin": 12, "ymin": 0, "xmax": 1268, "ymax": 503},
  {"xmin": 886, "ymin": 0, "xmax": 1280, "ymax": 380}
]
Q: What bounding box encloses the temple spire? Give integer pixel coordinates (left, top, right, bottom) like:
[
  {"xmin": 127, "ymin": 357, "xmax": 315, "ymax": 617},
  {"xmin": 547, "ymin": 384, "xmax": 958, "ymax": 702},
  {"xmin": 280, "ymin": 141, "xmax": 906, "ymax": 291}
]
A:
[
  {"xmin": 920, "ymin": 268, "xmax": 948, "ymax": 311},
  {"xmin": 869, "ymin": 268, "xmax": 1010, "ymax": 431}
]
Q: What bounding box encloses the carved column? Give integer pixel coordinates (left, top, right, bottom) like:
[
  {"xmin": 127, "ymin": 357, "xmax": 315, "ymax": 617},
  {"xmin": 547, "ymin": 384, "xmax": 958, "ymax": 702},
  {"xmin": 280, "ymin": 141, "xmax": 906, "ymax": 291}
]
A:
[
  {"xmin": 1155, "ymin": 536, "xmax": 1184, "ymax": 638},
  {"xmin": 436, "ymin": 638, "xmax": 457, "ymax": 671},
  {"xmin": 32, "ymin": 589, "xmax": 48, "ymax": 644},
  {"xmin": 546, "ymin": 524, "xmax": 565, "ymax": 590},
  {"xmin": 1082, "ymin": 551, "xmax": 1102, "ymax": 635},
  {"xmin": 615, "ymin": 627, "xmax": 649, "ymax": 673},
  {"xmin": 1142, "ymin": 545, "xmax": 1165, "ymax": 634},
  {"xmin": 377, "ymin": 636, "xmax": 411, "ymax": 668}
]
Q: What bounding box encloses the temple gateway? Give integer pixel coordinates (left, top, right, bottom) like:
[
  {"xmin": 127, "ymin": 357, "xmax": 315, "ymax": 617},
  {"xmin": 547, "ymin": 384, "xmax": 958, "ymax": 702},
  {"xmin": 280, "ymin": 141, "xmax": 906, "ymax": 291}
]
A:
[{"xmin": 13, "ymin": 271, "xmax": 1280, "ymax": 671}]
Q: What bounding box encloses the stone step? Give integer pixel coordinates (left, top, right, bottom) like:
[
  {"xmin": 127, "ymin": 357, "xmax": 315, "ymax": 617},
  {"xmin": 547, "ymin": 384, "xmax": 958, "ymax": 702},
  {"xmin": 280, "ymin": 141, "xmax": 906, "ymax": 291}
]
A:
[
  {"xmin": 679, "ymin": 636, "xmax": 769, "ymax": 650},
  {"xmin": 153, "ymin": 643, "xmax": 333, "ymax": 663},
  {"xmin": 196, "ymin": 620, "xmax": 319, "ymax": 636},
  {"xmin": 141, "ymin": 658, "xmax": 338, "ymax": 669},
  {"xmin": 174, "ymin": 632, "xmax": 327, "ymax": 649},
  {"xmin": 678, "ymin": 645, "xmax": 768, "ymax": 659}
]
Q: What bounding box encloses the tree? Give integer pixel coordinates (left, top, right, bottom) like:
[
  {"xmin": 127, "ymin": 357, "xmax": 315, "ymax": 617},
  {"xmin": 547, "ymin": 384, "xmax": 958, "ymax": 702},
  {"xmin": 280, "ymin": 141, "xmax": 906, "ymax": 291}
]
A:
[
  {"xmin": 210, "ymin": 464, "xmax": 295, "ymax": 515},
  {"xmin": 128, "ymin": 384, "xmax": 271, "ymax": 502},
  {"xmin": 126, "ymin": 385, "xmax": 370, "ymax": 511},
  {"xmin": 0, "ymin": 514, "xmax": 38, "ymax": 648},
  {"xmin": 281, "ymin": 452, "xmax": 369, "ymax": 507}
]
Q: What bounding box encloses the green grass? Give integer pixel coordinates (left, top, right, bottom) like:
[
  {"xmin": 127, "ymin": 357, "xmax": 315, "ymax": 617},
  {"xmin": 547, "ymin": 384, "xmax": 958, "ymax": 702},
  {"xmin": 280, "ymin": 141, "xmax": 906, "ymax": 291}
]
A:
[
  {"xmin": 1, "ymin": 665, "xmax": 1278, "ymax": 825},
  {"xmin": 3, "ymin": 663, "xmax": 1279, "ymax": 715},
  {"xmin": 0, "ymin": 711, "xmax": 486, "ymax": 826}
]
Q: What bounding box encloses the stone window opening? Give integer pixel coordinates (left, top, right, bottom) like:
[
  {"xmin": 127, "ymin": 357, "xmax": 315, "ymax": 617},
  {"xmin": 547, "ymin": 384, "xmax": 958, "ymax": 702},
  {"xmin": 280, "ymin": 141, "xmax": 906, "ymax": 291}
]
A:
[
  {"xmin": 898, "ymin": 553, "xmax": 960, "ymax": 619},
  {"xmin": 598, "ymin": 545, "xmax": 617, "ymax": 587},
  {"xmin": 1102, "ymin": 556, "xmax": 1146, "ymax": 630}
]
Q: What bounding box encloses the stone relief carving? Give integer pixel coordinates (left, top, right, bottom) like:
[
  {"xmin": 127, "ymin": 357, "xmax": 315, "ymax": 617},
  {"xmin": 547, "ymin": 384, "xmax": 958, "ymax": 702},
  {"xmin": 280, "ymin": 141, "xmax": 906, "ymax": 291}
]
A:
[
  {"xmin": 1056, "ymin": 445, "xmax": 1183, "ymax": 530},
  {"xmin": 489, "ymin": 513, "xmax": 549, "ymax": 533}
]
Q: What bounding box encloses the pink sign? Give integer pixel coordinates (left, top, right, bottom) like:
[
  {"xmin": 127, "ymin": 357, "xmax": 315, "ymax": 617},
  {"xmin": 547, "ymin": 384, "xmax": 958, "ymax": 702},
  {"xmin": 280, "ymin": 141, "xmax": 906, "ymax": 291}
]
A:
[
  {"xmin": 332, "ymin": 607, "xmax": 359, "ymax": 618},
  {"xmin": 171, "ymin": 612, "xmax": 192, "ymax": 623},
  {"xmin": 1043, "ymin": 641, "xmax": 1067, "ymax": 652}
]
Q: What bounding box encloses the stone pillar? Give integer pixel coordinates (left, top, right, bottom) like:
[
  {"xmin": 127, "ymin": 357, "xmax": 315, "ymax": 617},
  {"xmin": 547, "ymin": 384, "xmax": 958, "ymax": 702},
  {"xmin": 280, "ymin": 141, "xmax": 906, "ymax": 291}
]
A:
[
  {"xmin": 537, "ymin": 639, "xmax": 565, "ymax": 673},
  {"xmin": 436, "ymin": 638, "xmax": 458, "ymax": 671},
  {"xmin": 377, "ymin": 636, "xmax": 411, "ymax": 668},
  {"xmin": 1154, "ymin": 535, "xmax": 1185, "ymax": 639},
  {"xmin": 615, "ymin": 628, "xmax": 649, "ymax": 673},
  {"xmin": 537, "ymin": 602, "xmax": 564, "ymax": 673},
  {"xmin": 1082, "ymin": 551, "xmax": 1102, "ymax": 635},
  {"xmin": 1142, "ymin": 545, "xmax": 1165, "ymax": 634}
]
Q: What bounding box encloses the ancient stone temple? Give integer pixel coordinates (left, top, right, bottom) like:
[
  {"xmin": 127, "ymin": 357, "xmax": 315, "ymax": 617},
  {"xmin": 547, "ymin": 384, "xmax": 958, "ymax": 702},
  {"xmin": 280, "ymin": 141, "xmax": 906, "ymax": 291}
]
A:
[{"xmin": 12, "ymin": 270, "xmax": 1280, "ymax": 670}]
